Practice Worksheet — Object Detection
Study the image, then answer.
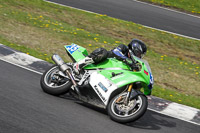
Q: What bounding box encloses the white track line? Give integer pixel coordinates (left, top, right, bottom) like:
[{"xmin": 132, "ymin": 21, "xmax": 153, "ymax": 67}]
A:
[
  {"xmin": 142, "ymin": 25, "xmax": 200, "ymax": 41},
  {"xmin": 44, "ymin": 0, "xmax": 200, "ymax": 41},
  {"xmin": 44, "ymin": 0, "xmax": 98, "ymax": 14},
  {"xmin": 133, "ymin": 0, "xmax": 200, "ymax": 19}
]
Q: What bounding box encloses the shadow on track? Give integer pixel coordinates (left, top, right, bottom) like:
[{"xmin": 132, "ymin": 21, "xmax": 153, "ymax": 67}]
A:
[
  {"xmin": 126, "ymin": 110, "xmax": 176, "ymax": 130},
  {"xmin": 60, "ymin": 93, "xmax": 176, "ymax": 130}
]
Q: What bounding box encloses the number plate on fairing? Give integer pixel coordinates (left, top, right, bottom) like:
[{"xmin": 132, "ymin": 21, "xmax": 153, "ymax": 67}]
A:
[
  {"xmin": 65, "ymin": 43, "xmax": 80, "ymax": 54},
  {"xmin": 89, "ymin": 72, "xmax": 117, "ymax": 105}
]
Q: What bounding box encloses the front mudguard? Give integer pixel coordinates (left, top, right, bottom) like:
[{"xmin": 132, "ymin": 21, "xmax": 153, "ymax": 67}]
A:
[{"xmin": 129, "ymin": 89, "xmax": 146, "ymax": 101}]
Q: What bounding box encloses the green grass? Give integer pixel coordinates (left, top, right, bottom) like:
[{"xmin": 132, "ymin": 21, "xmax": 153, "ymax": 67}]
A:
[
  {"xmin": 0, "ymin": 0, "xmax": 200, "ymax": 109},
  {"xmin": 139, "ymin": 0, "xmax": 200, "ymax": 15},
  {"xmin": 153, "ymin": 85, "xmax": 200, "ymax": 109}
]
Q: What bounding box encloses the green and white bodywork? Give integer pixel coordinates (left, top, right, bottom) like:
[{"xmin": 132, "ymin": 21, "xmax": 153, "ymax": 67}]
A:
[{"xmin": 65, "ymin": 43, "xmax": 154, "ymax": 105}]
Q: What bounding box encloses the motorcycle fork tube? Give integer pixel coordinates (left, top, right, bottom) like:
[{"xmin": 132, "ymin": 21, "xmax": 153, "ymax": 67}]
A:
[
  {"xmin": 65, "ymin": 70, "xmax": 81, "ymax": 96},
  {"xmin": 124, "ymin": 83, "xmax": 133, "ymax": 106}
]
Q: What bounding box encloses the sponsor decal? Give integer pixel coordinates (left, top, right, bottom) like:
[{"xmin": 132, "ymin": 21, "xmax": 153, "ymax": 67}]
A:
[
  {"xmin": 98, "ymin": 82, "xmax": 108, "ymax": 92},
  {"xmin": 149, "ymin": 71, "xmax": 154, "ymax": 85},
  {"xmin": 94, "ymin": 85, "xmax": 106, "ymax": 102},
  {"xmin": 148, "ymin": 71, "xmax": 154, "ymax": 90}
]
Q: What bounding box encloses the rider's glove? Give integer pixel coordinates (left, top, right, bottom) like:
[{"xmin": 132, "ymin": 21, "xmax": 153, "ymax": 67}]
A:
[
  {"xmin": 123, "ymin": 58, "xmax": 133, "ymax": 65},
  {"xmin": 123, "ymin": 58, "xmax": 134, "ymax": 69},
  {"xmin": 123, "ymin": 58, "xmax": 139, "ymax": 70}
]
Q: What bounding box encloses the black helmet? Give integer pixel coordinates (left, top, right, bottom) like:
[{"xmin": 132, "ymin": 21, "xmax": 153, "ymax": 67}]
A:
[{"xmin": 128, "ymin": 39, "xmax": 147, "ymax": 58}]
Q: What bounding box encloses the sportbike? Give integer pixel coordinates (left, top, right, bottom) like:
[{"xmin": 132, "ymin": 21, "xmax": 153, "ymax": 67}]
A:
[{"xmin": 40, "ymin": 43, "xmax": 154, "ymax": 123}]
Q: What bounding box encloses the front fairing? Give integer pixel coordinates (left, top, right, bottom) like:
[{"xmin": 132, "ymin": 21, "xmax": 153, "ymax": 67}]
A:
[
  {"xmin": 85, "ymin": 57, "xmax": 154, "ymax": 95},
  {"xmin": 135, "ymin": 57, "xmax": 154, "ymax": 95}
]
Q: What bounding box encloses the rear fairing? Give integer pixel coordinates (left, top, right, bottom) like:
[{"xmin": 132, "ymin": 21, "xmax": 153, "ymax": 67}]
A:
[{"xmin": 65, "ymin": 43, "xmax": 88, "ymax": 62}]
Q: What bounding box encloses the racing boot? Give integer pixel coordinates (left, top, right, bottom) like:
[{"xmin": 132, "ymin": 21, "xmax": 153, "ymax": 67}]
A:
[{"xmin": 73, "ymin": 57, "xmax": 94, "ymax": 74}]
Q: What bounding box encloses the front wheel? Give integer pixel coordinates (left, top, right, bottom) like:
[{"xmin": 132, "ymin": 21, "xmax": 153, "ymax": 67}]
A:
[
  {"xmin": 107, "ymin": 92, "xmax": 148, "ymax": 123},
  {"xmin": 40, "ymin": 65, "xmax": 72, "ymax": 96}
]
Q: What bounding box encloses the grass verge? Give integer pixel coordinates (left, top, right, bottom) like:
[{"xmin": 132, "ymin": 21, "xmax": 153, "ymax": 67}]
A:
[{"xmin": 0, "ymin": 0, "xmax": 200, "ymax": 109}]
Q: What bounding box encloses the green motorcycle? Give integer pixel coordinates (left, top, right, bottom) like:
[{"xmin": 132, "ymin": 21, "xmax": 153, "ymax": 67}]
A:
[{"xmin": 40, "ymin": 43, "xmax": 154, "ymax": 123}]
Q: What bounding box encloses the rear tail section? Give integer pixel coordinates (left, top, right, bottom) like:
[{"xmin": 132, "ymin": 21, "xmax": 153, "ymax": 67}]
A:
[{"xmin": 65, "ymin": 43, "xmax": 88, "ymax": 62}]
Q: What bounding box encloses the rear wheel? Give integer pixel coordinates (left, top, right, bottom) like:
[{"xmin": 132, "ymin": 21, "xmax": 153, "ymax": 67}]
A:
[
  {"xmin": 40, "ymin": 65, "xmax": 72, "ymax": 96},
  {"xmin": 107, "ymin": 92, "xmax": 147, "ymax": 123}
]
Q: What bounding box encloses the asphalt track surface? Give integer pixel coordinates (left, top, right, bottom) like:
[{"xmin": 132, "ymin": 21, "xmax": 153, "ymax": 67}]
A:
[
  {"xmin": 46, "ymin": 0, "xmax": 200, "ymax": 40},
  {"xmin": 0, "ymin": 60, "xmax": 200, "ymax": 133}
]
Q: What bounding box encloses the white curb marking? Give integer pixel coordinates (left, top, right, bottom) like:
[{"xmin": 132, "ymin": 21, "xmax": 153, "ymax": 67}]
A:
[
  {"xmin": 161, "ymin": 103, "xmax": 199, "ymax": 122},
  {"xmin": 0, "ymin": 57, "xmax": 42, "ymax": 75}
]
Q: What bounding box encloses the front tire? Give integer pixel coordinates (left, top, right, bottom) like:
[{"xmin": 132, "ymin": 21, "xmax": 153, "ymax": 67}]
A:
[
  {"xmin": 107, "ymin": 92, "xmax": 147, "ymax": 123},
  {"xmin": 40, "ymin": 65, "xmax": 72, "ymax": 96}
]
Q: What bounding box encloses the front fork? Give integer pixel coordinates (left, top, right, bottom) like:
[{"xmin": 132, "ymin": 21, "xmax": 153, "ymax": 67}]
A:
[
  {"xmin": 124, "ymin": 83, "xmax": 133, "ymax": 106},
  {"xmin": 124, "ymin": 83, "xmax": 143, "ymax": 105}
]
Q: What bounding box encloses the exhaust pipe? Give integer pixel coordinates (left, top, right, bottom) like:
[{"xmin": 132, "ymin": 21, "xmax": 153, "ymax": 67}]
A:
[
  {"xmin": 52, "ymin": 54, "xmax": 81, "ymax": 96},
  {"xmin": 52, "ymin": 54, "xmax": 70, "ymax": 72}
]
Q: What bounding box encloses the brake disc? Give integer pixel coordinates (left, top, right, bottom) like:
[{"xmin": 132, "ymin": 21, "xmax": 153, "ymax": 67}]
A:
[{"xmin": 116, "ymin": 99, "xmax": 137, "ymax": 112}]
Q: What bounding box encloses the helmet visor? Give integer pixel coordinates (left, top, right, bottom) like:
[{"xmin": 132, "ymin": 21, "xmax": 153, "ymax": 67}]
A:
[{"xmin": 133, "ymin": 47, "xmax": 145, "ymax": 58}]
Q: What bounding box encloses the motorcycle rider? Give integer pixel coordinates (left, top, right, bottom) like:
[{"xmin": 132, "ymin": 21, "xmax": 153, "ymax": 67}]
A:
[{"xmin": 73, "ymin": 39, "xmax": 147, "ymax": 74}]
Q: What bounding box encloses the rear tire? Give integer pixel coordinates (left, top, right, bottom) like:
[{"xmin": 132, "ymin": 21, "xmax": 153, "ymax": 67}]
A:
[
  {"xmin": 40, "ymin": 65, "xmax": 72, "ymax": 96},
  {"xmin": 107, "ymin": 92, "xmax": 147, "ymax": 123}
]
